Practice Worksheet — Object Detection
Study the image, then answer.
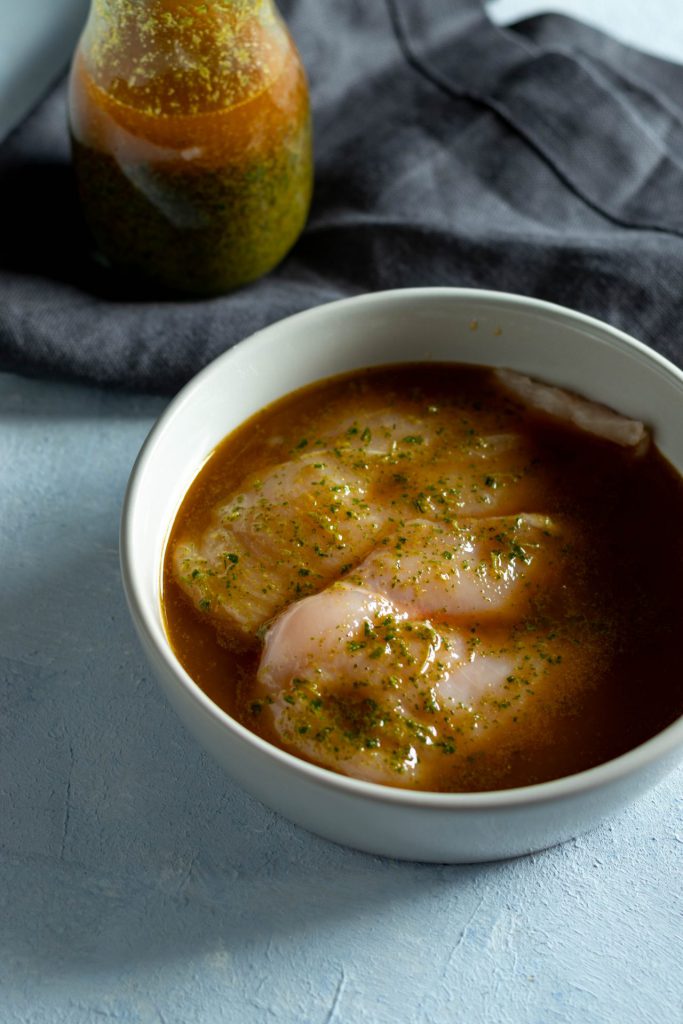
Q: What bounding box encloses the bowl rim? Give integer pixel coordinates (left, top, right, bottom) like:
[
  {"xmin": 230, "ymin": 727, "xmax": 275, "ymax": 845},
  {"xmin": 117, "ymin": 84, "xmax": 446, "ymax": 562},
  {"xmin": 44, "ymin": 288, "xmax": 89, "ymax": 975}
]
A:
[{"xmin": 120, "ymin": 286, "xmax": 683, "ymax": 810}]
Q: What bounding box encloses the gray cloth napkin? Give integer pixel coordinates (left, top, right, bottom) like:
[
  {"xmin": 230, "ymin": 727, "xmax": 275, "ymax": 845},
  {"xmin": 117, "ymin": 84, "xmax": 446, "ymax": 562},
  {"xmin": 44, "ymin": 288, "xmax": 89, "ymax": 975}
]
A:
[{"xmin": 1, "ymin": 0, "xmax": 683, "ymax": 393}]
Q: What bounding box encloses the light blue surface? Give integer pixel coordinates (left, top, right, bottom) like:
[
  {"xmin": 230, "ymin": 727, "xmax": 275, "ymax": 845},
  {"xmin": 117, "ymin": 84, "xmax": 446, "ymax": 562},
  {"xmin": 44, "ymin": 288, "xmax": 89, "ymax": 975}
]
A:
[
  {"xmin": 490, "ymin": 0, "xmax": 683, "ymax": 61},
  {"xmin": 1, "ymin": 359, "xmax": 682, "ymax": 1024},
  {"xmin": 2, "ymin": 2, "xmax": 683, "ymax": 1022}
]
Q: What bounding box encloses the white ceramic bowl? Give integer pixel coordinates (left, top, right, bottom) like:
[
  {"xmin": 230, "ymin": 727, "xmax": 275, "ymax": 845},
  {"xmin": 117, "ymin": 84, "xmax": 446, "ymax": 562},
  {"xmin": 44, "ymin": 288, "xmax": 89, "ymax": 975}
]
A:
[{"xmin": 120, "ymin": 288, "xmax": 683, "ymax": 863}]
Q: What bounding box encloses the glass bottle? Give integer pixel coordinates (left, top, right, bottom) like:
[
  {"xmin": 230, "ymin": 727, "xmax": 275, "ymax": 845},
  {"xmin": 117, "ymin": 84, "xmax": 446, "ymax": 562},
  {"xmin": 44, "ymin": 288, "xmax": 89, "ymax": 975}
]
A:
[{"xmin": 68, "ymin": 0, "xmax": 313, "ymax": 296}]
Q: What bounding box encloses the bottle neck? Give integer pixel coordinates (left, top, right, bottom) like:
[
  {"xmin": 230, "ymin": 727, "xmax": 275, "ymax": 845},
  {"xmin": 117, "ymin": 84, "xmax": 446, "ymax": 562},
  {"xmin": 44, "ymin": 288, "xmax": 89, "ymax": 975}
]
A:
[{"xmin": 81, "ymin": 0, "xmax": 289, "ymax": 115}]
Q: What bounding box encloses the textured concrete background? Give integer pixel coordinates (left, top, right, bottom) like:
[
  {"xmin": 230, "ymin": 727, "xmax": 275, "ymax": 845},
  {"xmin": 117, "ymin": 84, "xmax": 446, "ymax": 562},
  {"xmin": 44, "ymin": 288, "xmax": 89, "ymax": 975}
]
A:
[{"xmin": 2, "ymin": 3, "xmax": 683, "ymax": 1022}]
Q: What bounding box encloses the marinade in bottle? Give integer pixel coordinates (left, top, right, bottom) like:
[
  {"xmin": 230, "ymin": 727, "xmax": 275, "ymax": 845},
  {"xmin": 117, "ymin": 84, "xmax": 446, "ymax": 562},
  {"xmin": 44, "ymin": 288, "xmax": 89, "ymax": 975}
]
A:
[{"xmin": 69, "ymin": 0, "xmax": 313, "ymax": 295}]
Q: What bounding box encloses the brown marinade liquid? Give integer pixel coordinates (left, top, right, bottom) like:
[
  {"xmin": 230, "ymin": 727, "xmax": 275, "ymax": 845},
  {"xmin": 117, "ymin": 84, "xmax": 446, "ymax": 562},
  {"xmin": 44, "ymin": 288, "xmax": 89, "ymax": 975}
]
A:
[
  {"xmin": 69, "ymin": 4, "xmax": 312, "ymax": 295},
  {"xmin": 162, "ymin": 364, "xmax": 683, "ymax": 791}
]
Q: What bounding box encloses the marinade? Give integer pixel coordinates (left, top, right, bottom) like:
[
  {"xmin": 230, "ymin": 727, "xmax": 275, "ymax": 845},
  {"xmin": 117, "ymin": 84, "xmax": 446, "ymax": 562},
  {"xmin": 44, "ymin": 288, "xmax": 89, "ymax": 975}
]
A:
[
  {"xmin": 69, "ymin": 0, "xmax": 312, "ymax": 295},
  {"xmin": 162, "ymin": 364, "xmax": 683, "ymax": 792}
]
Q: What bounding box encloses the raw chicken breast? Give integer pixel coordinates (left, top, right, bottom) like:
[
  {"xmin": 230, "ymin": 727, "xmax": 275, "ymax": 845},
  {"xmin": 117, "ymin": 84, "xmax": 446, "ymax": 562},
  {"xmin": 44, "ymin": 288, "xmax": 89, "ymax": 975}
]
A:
[
  {"xmin": 494, "ymin": 369, "xmax": 647, "ymax": 448},
  {"xmin": 255, "ymin": 582, "xmax": 569, "ymax": 786},
  {"xmin": 323, "ymin": 408, "xmax": 437, "ymax": 457},
  {"xmin": 347, "ymin": 514, "xmax": 571, "ymax": 622},
  {"xmin": 374, "ymin": 431, "xmax": 544, "ymax": 520},
  {"xmin": 173, "ymin": 451, "xmax": 384, "ymax": 636},
  {"xmin": 172, "ymin": 415, "xmax": 543, "ymax": 635}
]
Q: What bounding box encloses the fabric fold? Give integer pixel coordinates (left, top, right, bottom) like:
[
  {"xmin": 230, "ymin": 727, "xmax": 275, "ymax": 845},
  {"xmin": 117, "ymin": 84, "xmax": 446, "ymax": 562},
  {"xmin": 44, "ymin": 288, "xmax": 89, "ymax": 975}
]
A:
[{"xmin": 390, "ymin": 0, "xmax": 683, "ymax": 235}]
